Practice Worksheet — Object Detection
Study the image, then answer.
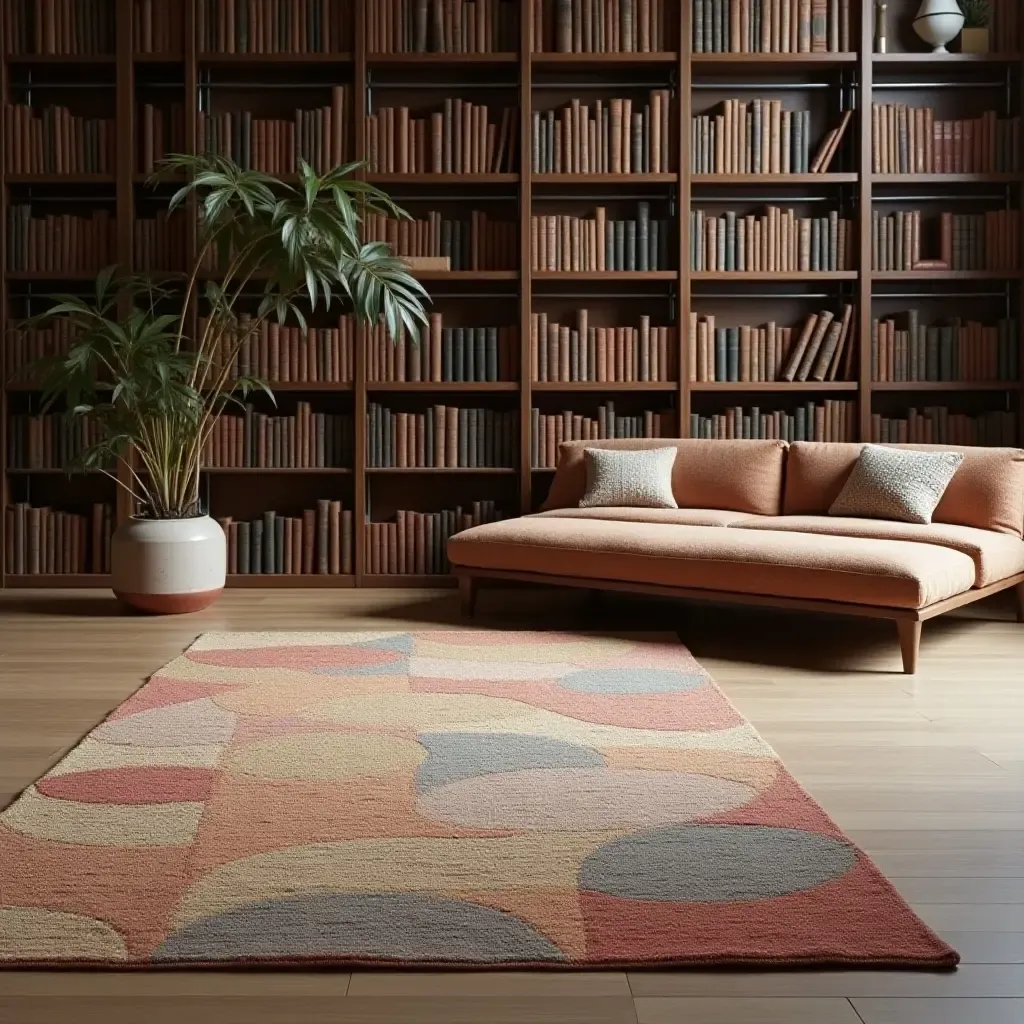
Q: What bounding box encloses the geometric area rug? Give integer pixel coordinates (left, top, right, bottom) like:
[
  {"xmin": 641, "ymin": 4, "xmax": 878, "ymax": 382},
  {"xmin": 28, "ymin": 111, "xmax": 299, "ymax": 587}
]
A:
[{"xmin": 0, "ymin": 631, "xmax": 958, "ymax": 969}]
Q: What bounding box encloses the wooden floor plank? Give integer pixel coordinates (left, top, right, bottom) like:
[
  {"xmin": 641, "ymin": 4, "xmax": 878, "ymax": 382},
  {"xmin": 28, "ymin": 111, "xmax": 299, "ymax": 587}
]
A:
[
  {"xmin": 851, "ymin": 997, "xmax": 1024, "ymax": 1024},
  {"xmin": 633, "ymin": 997, "xmax": 862, "ymax": 1023}
]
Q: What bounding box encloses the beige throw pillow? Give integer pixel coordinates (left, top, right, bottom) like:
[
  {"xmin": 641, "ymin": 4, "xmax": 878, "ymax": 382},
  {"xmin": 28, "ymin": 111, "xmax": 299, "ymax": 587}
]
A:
[
  {"xmin": 579, "ymin": 446, "xmax": 678, "ymax": 509},
  {"xmin": 828, "ymin": 445, "xmax": 964, "ymax": 525}
]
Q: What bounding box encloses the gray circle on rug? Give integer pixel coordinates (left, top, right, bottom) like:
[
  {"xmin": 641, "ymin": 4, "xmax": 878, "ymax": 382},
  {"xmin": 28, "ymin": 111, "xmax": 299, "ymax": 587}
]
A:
[
  {"xmin": 154, "ymin": 893, "xmax": 565, "ymax": 962},
  {"xmin": 557, "ymin": 668, "xmax": 708, "ymax": 694},
  {"xmin": 579, "ymin": 825, "xmax": 858, "ymax": 902}
]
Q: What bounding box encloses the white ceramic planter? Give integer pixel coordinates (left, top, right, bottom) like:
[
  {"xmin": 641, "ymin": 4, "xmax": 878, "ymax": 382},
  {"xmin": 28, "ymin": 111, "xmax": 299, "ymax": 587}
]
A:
[{"xmin": 112, "ymin": 515, "xmax": 225, "ymax": 614}]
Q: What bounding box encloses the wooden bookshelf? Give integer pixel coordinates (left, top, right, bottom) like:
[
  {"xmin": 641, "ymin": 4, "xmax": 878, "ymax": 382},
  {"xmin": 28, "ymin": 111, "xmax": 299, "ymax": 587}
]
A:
[{"xmin": 2, "ymin": 0, "xmax": 1022, "ymax": 589}]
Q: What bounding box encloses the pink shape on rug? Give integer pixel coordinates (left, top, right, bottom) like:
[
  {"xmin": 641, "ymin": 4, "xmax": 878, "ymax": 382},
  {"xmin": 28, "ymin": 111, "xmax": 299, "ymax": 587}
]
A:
[
  {"xmin": 695, "ymin": 770, "xmax": 850, "ymax": 842},
  {"xmin": 109, "ymin": 677, "xmax": 232, "ymax": 721},
  {"xmin": 188, "ymin": 645, "xmax": 404, "ymax": 670},
  {"xmin": 36, "ymin": 767, "xmax": 218, "ymax": 805},
  {"xmin": 418, "ymin": 768, "xmax": 756, "ymax": 830},
  {"xmin": 410, "ymin": 677, "xmax": 742, "ymax": 731}
]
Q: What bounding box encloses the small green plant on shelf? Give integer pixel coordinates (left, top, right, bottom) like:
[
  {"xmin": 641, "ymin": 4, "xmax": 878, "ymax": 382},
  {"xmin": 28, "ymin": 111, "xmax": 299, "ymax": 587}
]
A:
[
  {"xmin": 17, "ymin": 155, "xmax": 428, "ymax": 520},
  {"xmin": 958, "ymin": 0, "xmax": 991, "ymax": 52}
]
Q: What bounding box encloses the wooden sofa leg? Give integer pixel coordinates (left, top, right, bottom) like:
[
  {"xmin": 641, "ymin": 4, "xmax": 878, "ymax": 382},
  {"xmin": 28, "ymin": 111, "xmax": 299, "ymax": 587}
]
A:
[
  {"xmin": 897, "ymin": 620, "xmax": 922, "ymax": 674},
  {"xmin": 458, "ymin": 575, "xmax": 478, "ymax": 618},
  {"xmin": 1016, "ymin": 582, "xmax": 1024, "ymax": 624}
]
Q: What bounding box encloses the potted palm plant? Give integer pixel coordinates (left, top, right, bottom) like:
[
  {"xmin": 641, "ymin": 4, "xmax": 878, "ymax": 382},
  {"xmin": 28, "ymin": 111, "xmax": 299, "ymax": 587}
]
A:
[
  {"xmin": 959, "ymin": 0, "xmax": 991, "ymax": 52},
  {"xmin": 20, "ymin": 155, "xmax": 428, "ymax": 612}
]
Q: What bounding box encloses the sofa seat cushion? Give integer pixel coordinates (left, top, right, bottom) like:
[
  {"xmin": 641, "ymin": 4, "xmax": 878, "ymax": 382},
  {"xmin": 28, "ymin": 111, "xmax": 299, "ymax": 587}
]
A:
[
  {"xmin": 531, "ymin": 507, "xmax": 755, "ymax": 528},
  {"xmin": 729, "ymin": 515, "xmax": 1024, "ymax": 587},
  {"xmin": 448, "ymin": 517, "xmax": 977, "ymax": 610}
]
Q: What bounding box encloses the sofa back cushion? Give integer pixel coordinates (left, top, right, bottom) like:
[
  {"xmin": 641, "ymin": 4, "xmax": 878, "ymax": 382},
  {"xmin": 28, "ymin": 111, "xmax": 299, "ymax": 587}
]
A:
[
  {"xmin": 542, "ymin": 438, "xmax": 787, "ymax": 515},
  {"xmin": 784, "ymin": 442, "xmax": 1024, "ymax": 537}
]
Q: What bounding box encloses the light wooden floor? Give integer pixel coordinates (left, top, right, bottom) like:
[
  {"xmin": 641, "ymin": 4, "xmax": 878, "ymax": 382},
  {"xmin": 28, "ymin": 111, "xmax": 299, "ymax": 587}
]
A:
[{"xmin": 0, "ymin": 586, "xmax": 1022, "ymax": 1024}]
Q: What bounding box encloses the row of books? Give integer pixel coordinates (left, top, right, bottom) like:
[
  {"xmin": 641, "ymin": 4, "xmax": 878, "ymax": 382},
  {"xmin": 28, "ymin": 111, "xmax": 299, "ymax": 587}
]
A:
[
  {"xmin": 531, "ymin": 406, "xmax": 672, "ymax": 468},
  {"xmin": 366, "ymin": 404, "xmax": 516, "ymax": 468},
  {"xmin": 3, "ymin": 0, "xmax": 114, "ymax": 55},
  {"xmin": 690, "ymin": 103, "xmax": 848, "ymax": 175},
  {"xmin": 362, "ymin": 210, "xmax": 517, "ymax": 271},
  {"xmin": 139, "ymin": 103, "xmax": 185, "ymax": 175},
  {"xmin": 688, "ymin": 306, "xmax": 855, "ymax": 384},
  {"xmin": 5, "ymin": 319, "xmax": 77, "ymax": 374},
  {"xmin": 365, "ymin": 502, "xmax": 503, "ymax": 575},
  {"xmin": 530, "ymin": 0, "xmax": 668, "ymax": 53},
  {"xmin": 872, "ymin": 409, "xmax": 1016, "ymax": 447},
  {"xmin": 197, "ymin": 0, "xmax": 349, "ymax": 54},
  {"xmin": 692, "ymin": 0, "xmax": 851, "ymax": 54},
  {"xmin": 367, "ymin": 319, "xmax": 518, "ymax": 383},
  {"xmin": 134, "ymin": 211, "xmax": 187, "ymax": 273},
  {"xmin": 871, "ymin": 315, "xmax": 1020, "ymax": 384},
  {"xmin": 531, "ymin": 205, "xmax": 671, "ymax": 272},
  {"xmin": 3, "ymin": 106, "xmax": 116, "ymax": 175},
  {"xmin": 5, "ymin": 207, "xmax": 116, "ymax": 273},
  {"xmin": 871, "ymin": 209, "xmax": 1021, "ymax": 272},
  {"xmin": 368, "ymin": 0, "xmax": 518, "ymax": 54},
  {"xmin": 531, "ymin": 312, "xmax": 674, "ymax": 383},
  {"xmin": 219, "ymin": 503, "xmax": 353, "ymax": 575},
  {"xmin": 690, "ymin": 208, "xmax": 853, "ymax": 273},
  {"xmin": 530, "ymin": 93, "xmax": 673, "ymax": 175},
  {"xmin": 204, "ymin": 405, "xmax": 354, "ymax": 469},
  {"xmin": 872, "ymin": 106, "xmax": 1021, "ymax": 175},
  {"xmin": 134, "ymin": 0, "xmax": 184, "ymax": 54},
  {"xmin": 365, "ymin": 102, "xmax": 518, "ymax": 175},
  {"xmin": 197, "ymin": 90, "xmax": 351, "ymax": 176},
  {"xmin": 690, "ymin": 400, "xmax": 857, "ymax": 442},
  {"xmin": 3, "ymin": 503, "xmax": 113, "ymax": 575},
  {"xmin": 206, "ymin": 314, "xmax": 357, "ymax": 384},
  {"xmin": 6, "ymin": 414, "xmax": 107, "ymax": 470}
]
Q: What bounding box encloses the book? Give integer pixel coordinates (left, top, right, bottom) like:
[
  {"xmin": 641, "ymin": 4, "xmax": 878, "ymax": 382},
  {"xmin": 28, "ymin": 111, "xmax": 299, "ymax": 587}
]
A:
[
  {"xmin": 690, "ymin": 400, "xmax": 857, "ymax": 442},
  {"xmin": 531, "ymin": 404, "xmax": 673, "ymax": 467},
  {"xmin": 3, "ymin": 503, "xmax": 112, "ymax": 574}
]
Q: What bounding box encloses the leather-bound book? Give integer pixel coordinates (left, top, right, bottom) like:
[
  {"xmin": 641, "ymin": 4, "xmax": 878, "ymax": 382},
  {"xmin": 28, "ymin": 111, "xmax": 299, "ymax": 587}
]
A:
[{"xmin": 329, "ymin": 500, "xmax": 341, "ymax": 574}]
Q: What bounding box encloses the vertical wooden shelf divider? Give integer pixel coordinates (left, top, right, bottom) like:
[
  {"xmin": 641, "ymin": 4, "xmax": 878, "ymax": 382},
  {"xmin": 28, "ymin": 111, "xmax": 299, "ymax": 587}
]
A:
[
  {"xmin": 519, "ymin": 2, "xmax": 533, "ymax": 514},
  {"xmin": 858, "ymin": 0, "xmax": 874, "ymax": 442},
  {"xmin": 678, "ymin": 1, "xmax": 693, "ymax": 437},
  {"xmin": 2, "ymin": 1, "xmax": 1023, "ymax": 588}
]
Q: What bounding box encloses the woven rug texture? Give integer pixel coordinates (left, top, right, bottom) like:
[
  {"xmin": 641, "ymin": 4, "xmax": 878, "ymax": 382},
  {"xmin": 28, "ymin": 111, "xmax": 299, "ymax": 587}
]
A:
[{"xmin": 0, "ymin": 630, "xmax": 957, "ymax": 968}]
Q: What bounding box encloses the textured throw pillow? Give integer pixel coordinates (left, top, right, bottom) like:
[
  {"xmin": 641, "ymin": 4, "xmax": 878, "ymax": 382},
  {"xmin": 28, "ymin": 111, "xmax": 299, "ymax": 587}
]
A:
[
  {"xmin": 828, "ymin": 445, "xmax": 964, "ymax": 524},
  {"xmin": 579, "ymin": 446, "xmax": 678, "ymax": 509}
]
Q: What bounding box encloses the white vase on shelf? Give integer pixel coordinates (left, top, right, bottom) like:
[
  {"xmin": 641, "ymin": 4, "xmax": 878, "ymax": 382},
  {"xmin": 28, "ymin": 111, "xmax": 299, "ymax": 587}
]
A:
[{"xmin": 913, "ymin": 0, "xmax": 966, "ymax": 53}]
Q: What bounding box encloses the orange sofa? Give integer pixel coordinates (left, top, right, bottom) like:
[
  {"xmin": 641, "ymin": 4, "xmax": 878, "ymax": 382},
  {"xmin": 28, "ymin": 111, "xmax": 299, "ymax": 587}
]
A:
[{"xmin": 447, "ymin": 440, "xmax": 1024, "ymax": 673}]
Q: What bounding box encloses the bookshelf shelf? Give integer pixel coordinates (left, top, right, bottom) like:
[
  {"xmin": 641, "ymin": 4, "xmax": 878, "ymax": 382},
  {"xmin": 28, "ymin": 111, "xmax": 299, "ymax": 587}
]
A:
[
  {"xmin": 200, "ymin": 467, "xmax": 354, "ymax": 475},
  {"xmin": 871, "ymin": 174, "xmax": 1023, "ymax": 184},
  {"xmin": 6, "ymin": 174, "xmax": 116, "ymax": 185},
  {"xmin": 198, "ymin": 52, "xmax": 353, "ymax": 65},
  {"xmin": 4, "ymin": 575, "xmax": 113, "ymax": 589},
  {"xmin": 533, "ymin": 271, "xmax": 678, "ymax": 281},
  {"xmin": 690, "ymin": 53, "xmax": 857, "ymax": 68},
  {"xmin": 692, "ymin": 174, "xmax": 858, "ymax": 184},
  {"xmin": 532, "ymin": 173, "xmax": 679, "ymax": 184},
  {"xmin": 365, "ymin": 382, "xmax": 519, "ymax": 392},
  {"xmin": 872, "ymin": 271, "xmax": 1024, "ymax": 281},
  {"xmin": 872, "ymin": 52, "xmax": 1022, "ymax": 63},
  {"xmin": 225, "ymin": 575, "xmax": 357, "ymax": 588},
  {"xmin": 870, "ymin": 381, "xmax": 1023, "ymax": 392},
  {"xmin": 411, "ymin": 271, "xmax": 519, "ymax": 281},
  {"xmin": 368, "ymin": 53, "xmax": 518, "ymax": 65},
  {"xmin": 4, "ymin": 468, "xmax": 106, "ymax": 476},
  {"xmin": 532, "ymin": 52, "xmax": 679, "ymax": 68},
  {"xmin": 4, "ymin": 54, "xmax": 115, "ymax": 65},
  {"xmin": 690, "ymin": 271, "xmax": 858, "ymax": 281},
  {"xmin": 364, "ymin": 468, "xmax": 518, "ymax": 475},
  {"xmin": 532, "ymin": 382, "xmax": 677, "ymax": 392},
  {"xmin": 367, "ymin": 174, "xmax": 519, "ymax": 185},
  {"xmin": 3, "ymin": 0, "xmax": 1022, "ymax": 592},
  {"xmin": 689, "ymin": 382, "xmax": 859, "ymax": 392}
]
